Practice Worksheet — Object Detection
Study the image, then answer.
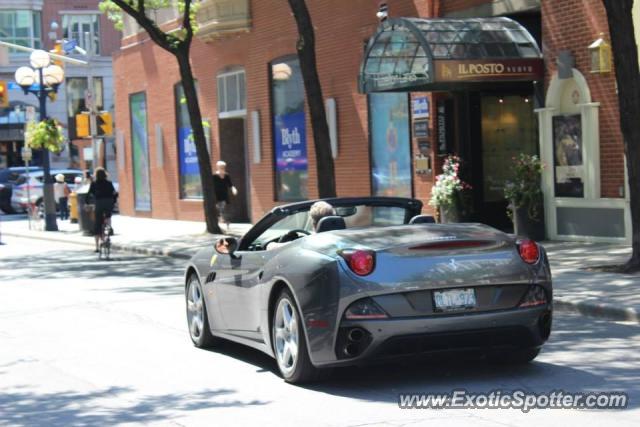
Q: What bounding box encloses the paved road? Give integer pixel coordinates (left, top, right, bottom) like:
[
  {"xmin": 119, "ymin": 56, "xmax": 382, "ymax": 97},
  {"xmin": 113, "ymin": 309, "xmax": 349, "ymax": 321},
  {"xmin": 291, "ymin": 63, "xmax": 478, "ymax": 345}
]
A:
[{"xmin": 1, "ymin": 236, "xmax": 638, "ymax": 427}]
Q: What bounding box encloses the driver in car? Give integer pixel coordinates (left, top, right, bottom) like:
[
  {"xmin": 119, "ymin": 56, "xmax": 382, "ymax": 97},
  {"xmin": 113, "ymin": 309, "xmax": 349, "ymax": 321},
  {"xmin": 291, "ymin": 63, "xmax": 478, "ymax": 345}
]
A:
[{"xmin": 267, "ymin": 201, "xmax": 336, "ymax": 250}]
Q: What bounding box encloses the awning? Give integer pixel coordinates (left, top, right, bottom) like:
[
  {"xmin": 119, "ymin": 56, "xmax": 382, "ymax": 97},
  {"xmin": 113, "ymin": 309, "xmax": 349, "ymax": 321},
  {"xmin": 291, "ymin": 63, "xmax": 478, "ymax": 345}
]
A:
[{"xmin": 359, "ymin": 17, "xmax": 543, "ymax": 93}]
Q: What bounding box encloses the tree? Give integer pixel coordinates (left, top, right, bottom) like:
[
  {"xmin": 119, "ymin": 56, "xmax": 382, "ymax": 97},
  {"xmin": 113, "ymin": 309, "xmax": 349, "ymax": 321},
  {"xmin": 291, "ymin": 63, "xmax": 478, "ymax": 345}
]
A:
[
  {"xmin": 286, "ymin": 0, "xmax": 336, "ymax": 198},
  {"xmin": 603, "ymin": 0, "xmax": 640, "ymax": 271},
  {"xmin": 100, "ymin": 0, "xmax": 221, "ymax": 233}
]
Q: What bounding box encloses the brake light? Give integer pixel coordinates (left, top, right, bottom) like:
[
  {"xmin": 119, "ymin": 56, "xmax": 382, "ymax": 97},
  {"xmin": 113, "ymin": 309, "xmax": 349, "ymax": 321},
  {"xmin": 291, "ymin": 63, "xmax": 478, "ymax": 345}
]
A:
[
  {"xmin": 518, "ymin": 239, "xmax": 540, "ymax": 264},
  {"xmin": 339, "ymin": 249, "xmax": 376, "ymax": 276}
]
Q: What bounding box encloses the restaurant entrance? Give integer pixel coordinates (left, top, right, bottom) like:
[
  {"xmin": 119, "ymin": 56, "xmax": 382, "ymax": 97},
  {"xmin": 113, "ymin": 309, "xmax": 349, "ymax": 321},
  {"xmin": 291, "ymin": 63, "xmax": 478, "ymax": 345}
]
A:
[{"xmin": 459, "ymin": 88, "xmax": 537, "ymax": 231}]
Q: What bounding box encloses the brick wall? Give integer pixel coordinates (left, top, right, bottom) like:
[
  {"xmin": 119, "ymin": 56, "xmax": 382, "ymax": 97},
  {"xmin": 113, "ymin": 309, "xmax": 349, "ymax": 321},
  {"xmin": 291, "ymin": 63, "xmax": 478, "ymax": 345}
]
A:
[
  {"xmin": 41, "ymin": 0, "xmax": 121, "ymax": 56},
  {"xmin": 542, "ymin": 0, "xmax": 625, "ymax": 198},
  {"xmin": 113, "ymin": 0, "xmax": 626, "ymax": 224},
  {"xmin": 114, "ymin": 0, "xmax": 437, "ymax": 222}
]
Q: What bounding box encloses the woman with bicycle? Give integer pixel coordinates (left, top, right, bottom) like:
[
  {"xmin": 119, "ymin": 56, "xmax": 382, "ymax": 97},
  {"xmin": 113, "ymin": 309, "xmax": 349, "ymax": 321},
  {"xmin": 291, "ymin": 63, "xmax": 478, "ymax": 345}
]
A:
[{"xmin": 89, "ymin": 168, "xmax": 117, "ymax": 253}]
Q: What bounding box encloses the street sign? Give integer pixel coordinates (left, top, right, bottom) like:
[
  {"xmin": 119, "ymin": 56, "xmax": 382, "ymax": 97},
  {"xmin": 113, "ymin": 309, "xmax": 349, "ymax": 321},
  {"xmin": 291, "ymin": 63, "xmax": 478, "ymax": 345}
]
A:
[
  {"xmin": 25, "ymin": 106, "xmax": 36, "ymax": 122},
  {"xmin": 97, "ymin": 112, "xmax": 113, "ymax": 136},
  {"xmin": 63, "ymin": 39, "xmax": 78, "ymax": 54},
  {"xmin": 84, "ymin": 89, "xmax": 94, "ymax": 111},
  {"xmin": 21, "ymin": 147, "xmax": 32, "ymax": 161}
]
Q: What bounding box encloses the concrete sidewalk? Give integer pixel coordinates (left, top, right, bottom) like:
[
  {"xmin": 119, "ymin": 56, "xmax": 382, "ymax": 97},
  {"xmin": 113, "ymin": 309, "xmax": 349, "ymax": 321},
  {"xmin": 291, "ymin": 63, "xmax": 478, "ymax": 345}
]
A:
[
  {"xmin": 1, "ymin": 213, "xmax": 638, "ymax": 324},
  {"xmin": 0, "ymin": 213, "xmax": 250, "ymax": 259}
]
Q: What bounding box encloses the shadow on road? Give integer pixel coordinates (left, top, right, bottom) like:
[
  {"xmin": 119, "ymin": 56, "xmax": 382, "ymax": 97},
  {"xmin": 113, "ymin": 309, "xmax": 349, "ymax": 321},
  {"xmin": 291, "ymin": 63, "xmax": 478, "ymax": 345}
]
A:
[
  {"xmin": 0, "ymin": 246, "xmax": 184, "ymax": 287},
  {"xmin": 200, "ymin": 314, "xmax": 640, "ymax": 408},
  {"xmin": 0, "ymin": 385, "xmax": 268, "ymax": 427}
]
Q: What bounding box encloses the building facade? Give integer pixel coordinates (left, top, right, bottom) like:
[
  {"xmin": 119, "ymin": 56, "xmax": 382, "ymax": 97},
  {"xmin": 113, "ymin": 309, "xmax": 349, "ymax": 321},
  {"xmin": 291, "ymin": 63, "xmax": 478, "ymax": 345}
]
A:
[
  {"xmin": 113, "ymin": 0, "xmax": 628, "ymax": 243},
  {"xmin": 0, "ymin": 0, "xmax": 120, "ymax": 174}
]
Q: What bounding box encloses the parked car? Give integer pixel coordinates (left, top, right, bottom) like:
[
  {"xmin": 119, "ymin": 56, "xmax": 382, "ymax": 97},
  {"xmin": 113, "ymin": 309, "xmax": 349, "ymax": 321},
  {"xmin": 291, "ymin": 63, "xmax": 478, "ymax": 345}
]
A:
[
  {"xmin": 0, "ymin": 167, "xmax": 42, "ymax": 214},
  {"xmin": 184, "ymin": 197, "xmax": 553, "ymax": 384},
  {"xmin": 11, "ymin": 169, "xmax": 82, "ymax": 213}
]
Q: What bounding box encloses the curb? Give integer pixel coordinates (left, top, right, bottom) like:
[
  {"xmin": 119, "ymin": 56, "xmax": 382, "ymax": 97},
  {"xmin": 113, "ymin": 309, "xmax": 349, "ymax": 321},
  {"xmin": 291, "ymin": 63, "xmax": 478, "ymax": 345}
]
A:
[
  {"xmin": 4, "ymin": 230, "xmax": 639, "ymax": 324},
  {"xmin": 553, "ymin": 298, "xmax": 639, "ymax": 324},
  {"xmin": 2, "ymin": 231, "xmax": 199, "ymax": 260}
]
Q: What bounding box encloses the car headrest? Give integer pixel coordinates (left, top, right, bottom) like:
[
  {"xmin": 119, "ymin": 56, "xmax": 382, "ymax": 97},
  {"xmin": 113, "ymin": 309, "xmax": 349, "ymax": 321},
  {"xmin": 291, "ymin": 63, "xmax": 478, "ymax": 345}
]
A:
[
  {"xmin": 316, "ymin": 216, "xmax": 346, "ymax": 233},
  {"xmin": 409, "ymin": 214, "xmax": 436, "ymax": 224}
]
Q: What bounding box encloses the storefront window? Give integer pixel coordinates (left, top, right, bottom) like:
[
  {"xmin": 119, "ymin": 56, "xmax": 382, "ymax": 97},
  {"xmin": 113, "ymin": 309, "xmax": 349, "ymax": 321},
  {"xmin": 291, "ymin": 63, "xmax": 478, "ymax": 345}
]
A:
[
  {"xmin": 129, "ymin": 92, "xmax": 151, "ymax": 211},
  {"xmin": 271, "ymin": 58, "xmax": 308, "ymax": 201},
  {"xmin": 0, "ymin": 10, "xmax": 42, "ymax": 51},
  {"xmin": 369, "ymin": 93, "xmax": 412, "ymax": 198},
  {"xmin": 62, "ymin": 14, "xmax": 100, "ymax": 55},
  {"xmin": 66, "ymin": 77, "xmax": 103, "ymax": 140},
  {"xmin": 175, "ymin": 83, "xmax": 204, "ymax": 199}
]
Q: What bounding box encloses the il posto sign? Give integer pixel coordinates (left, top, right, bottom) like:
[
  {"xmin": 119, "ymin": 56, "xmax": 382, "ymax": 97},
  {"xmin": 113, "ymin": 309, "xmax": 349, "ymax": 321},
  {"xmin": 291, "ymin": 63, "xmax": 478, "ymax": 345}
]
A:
[{"xmin": 434, "ymin": 59, "xmax": 543, "ymax": 83}]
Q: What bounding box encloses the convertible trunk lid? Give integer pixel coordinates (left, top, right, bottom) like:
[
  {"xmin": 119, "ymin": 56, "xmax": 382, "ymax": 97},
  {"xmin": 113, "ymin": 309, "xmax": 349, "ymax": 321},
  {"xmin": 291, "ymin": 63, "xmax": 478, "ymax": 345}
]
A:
[{"xmin": 327, "ymin": 223, "xmax": 533, "ymax": 291}]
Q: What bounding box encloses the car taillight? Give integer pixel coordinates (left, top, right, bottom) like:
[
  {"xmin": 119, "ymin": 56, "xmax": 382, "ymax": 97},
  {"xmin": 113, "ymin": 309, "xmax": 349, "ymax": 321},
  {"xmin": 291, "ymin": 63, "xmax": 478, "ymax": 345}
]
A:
[
  {"xmin": 519, "ymin": 285, "xmax": 547, "ymax": 307},
  {"xmin": 518, "ymin": 239, "xmax": 540, "ymax": 264},
  {"xmin": 339, "ymin": 249, "xmax": 376, "ymax": 276},
  {"xmin": 344, "ymin": 298, "xmax": 388, "ymax": 319}
]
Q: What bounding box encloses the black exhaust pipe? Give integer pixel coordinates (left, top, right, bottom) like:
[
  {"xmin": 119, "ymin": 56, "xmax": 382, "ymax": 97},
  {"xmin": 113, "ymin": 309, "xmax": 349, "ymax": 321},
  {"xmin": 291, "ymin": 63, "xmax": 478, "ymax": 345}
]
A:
[{"xmin": 348, "ymin": 328, "xmax": 365, "ymax": 342}]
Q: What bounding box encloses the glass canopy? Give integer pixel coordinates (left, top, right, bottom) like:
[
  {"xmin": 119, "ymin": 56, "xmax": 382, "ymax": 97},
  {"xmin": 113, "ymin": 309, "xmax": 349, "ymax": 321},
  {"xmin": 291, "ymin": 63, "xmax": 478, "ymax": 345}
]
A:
[{"xmin": 359, "ymin": 17, "xmax": 543, "ymax": 93}]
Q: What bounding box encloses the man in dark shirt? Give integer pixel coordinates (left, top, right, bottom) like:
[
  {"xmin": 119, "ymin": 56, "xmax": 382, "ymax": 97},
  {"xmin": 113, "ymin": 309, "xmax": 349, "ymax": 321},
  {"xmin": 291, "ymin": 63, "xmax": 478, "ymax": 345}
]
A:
[{"xmin": 212, "ymin": 160, "xmax": 237, "ymax": 231}]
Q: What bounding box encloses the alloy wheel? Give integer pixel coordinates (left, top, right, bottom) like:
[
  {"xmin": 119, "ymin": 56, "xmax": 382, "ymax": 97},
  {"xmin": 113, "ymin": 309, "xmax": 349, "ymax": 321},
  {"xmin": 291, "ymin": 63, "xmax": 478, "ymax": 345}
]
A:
[
  {"xmin": 274, "ymin": 298, "xmax": 299, "ymax": 376},
  {"xmin": 187, "ymin": 278, "xmax": 205, "ymax": 341}
]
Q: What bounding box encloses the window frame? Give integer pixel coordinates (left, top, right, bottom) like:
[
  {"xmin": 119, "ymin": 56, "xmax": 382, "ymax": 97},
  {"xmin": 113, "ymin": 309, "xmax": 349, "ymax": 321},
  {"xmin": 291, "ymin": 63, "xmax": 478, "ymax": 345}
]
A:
[
  {"xmin": 0, "ymin": 10, "xmax": 42, "ymax": 52},
  {"xmin": 60, "ymin": 12, "xmax": 101, "ymax": 56},
  {"xmin": 217, "ymin": 68, "xmax": 246, "ymax": 118}
]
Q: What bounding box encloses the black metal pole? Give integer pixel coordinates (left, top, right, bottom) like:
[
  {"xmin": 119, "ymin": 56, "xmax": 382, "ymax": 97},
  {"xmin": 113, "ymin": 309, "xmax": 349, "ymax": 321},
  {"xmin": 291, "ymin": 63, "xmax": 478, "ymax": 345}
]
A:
[{"xmin": 38, "ymin": 67, "xmax": 58, "ymax": 232}]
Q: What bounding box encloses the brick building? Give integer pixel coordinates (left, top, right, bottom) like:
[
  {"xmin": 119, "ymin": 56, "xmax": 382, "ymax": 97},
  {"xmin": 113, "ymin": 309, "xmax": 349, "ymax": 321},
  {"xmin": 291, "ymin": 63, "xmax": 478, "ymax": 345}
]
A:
[
  {"xmin": 112, "ymin": 0, "xmax": 629, "ymax": 243},
  {"xmin": 0, "ymin": 0, "xmax": 120, "ymax": 172}
]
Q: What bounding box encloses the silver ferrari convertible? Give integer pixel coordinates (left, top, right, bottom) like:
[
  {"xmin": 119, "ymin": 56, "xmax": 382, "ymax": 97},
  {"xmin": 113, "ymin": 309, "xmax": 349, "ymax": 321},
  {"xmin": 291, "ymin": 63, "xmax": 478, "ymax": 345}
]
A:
[{"xmin": 184, "ymin": 197, "xmax": 552, "ymax": 383}]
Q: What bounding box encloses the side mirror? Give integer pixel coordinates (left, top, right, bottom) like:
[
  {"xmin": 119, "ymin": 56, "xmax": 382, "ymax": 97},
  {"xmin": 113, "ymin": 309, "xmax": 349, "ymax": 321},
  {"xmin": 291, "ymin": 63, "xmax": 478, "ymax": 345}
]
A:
[{"xmin": 215, "ymin": 237, "xmax": 239, "ymax": 257}]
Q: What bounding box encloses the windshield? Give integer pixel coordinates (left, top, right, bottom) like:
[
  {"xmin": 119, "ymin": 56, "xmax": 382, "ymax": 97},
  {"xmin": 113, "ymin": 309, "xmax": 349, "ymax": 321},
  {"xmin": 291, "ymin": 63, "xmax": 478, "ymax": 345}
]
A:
[{"xmin": 251, "ymin": 204, "xmax": 411, "ymax": 248}]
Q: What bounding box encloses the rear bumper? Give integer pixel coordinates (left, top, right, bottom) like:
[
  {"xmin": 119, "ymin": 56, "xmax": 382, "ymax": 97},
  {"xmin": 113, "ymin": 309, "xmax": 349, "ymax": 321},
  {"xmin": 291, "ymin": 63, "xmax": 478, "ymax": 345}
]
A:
[{"xmin": 313, "ymin": 305, "xmax": 552, "ymax": 368}]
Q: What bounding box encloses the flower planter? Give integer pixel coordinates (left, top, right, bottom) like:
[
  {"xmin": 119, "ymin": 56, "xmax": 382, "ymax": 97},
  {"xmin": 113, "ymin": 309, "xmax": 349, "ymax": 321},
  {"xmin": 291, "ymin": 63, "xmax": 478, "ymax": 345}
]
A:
[
  {"xmin": 512, "ymin": 203, "xmax": 545, "ymax": 241},
  {"xmin": 439, "ymin": 202, "xmax": 461, "ymax": 223}
]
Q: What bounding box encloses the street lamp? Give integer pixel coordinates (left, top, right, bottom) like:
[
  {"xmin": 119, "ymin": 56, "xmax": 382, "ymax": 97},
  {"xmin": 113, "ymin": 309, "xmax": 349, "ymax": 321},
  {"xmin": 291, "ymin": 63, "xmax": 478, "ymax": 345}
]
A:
[{"xmin": 14, "ymin": 49, "xmax": 65, "ymax": 232}]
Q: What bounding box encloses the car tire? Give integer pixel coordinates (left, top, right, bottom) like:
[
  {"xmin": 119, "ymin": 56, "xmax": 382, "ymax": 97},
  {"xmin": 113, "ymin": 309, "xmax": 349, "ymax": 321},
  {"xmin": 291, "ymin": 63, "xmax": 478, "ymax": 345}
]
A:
[
  {"xmin": 186, "ymin": 274, "xmax": 217, "ymax": 348},
  {"xmin": 492, "ymin": 347, "xmax": 540, "ymax": 364},
  {"xmin": 0, "ymin": 204, "xmax": 15, "ymax": 214},
  {"xmin": 272, "ymin": 289, "xmax": 320, "ymax": 384}
]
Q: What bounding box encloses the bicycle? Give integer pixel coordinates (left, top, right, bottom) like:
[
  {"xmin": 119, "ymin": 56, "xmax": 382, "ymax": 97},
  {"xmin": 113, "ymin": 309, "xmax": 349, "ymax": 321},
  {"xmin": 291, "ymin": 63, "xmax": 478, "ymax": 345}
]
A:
[
  {"xmin": 97, "ymin": 213, "xmax": 112, "ymax": 260},
  {"xmin": 27, "ymin": 201, "xmax": 43, "ymax": 230}
]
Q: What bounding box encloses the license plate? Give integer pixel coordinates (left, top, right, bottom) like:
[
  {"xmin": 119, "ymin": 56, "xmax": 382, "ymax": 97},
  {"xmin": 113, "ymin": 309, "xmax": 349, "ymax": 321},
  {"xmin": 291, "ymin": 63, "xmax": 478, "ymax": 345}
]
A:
[{"xmin": 433, "ymin": 288, "xmax": 476, "ymax": 312}]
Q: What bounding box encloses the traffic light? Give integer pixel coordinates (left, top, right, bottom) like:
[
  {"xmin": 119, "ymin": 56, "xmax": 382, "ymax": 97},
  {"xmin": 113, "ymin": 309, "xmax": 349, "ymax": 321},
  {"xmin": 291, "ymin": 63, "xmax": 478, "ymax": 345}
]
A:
[
  {"xmin": 0, "ymin": 80, "xmax": 8, "ymax": 108},
  {"xmin": 50, "ymin": 42, "xmax": 65, "ymax": 68},
  {"xmin": 97, "ymin": 112, "xmax": 113, "ymax": 136},
  {"xmin": 76, "ymin": 113, "xmax": 90, "ymax": 138}
]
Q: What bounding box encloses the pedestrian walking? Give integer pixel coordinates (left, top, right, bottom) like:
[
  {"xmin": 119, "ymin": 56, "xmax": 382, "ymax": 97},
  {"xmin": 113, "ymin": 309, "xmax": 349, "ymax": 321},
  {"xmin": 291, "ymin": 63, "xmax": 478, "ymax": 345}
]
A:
[
  {"xmin": 82, "ymin": 169, "xmax": 93, "ymax": 185},
  {"xmin": 212, "ymin": 160, "xmax": 238, "ymax": 231},
  {"xmin": 54, "ymin": 174, "xmax": 70, "ymax": 220}
]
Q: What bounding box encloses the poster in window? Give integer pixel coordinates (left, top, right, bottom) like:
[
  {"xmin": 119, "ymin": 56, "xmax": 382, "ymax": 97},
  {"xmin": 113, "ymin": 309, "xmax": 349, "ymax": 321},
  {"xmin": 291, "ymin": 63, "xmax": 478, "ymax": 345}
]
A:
[
  {"xmin": 552, "ymin": 114, "xmax": 584, "ymax": 198},
  {"xmin": 130, "ymin": 92, "xmax": 151, "ymax": 211},
  {"xmin": 369, "ymin": 93, "xmax": 412, "ymax": 198}
]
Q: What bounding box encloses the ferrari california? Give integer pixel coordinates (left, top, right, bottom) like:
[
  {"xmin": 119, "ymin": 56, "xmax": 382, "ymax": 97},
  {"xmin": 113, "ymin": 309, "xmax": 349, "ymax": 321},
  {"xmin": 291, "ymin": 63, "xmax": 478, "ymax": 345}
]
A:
[{"xmin": 184, "ymin": 197, "xmax": 552, "ymax": 383}]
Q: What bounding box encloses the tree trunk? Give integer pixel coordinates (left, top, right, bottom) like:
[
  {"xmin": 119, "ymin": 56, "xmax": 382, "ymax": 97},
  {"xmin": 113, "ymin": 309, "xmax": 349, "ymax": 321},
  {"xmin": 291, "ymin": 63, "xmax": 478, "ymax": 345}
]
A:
[
  {"xmin": 603, "ymin": 0, "xmax": 640, "ymax": 271},
  {"xmin": 287, "ymin": 0, "xmax": 336, "ymax": 198},
  {"xmin": 176, "ymin": 50, "xmax": 221, "ymax": 234}
]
